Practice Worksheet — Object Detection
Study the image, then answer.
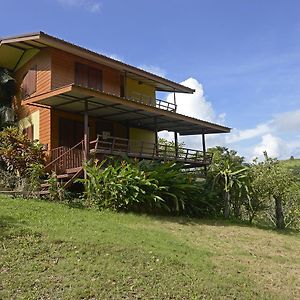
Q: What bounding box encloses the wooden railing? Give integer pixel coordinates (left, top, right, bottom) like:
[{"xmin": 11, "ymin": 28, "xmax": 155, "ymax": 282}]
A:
[
  {"xmin": 46, "ymin": 140, "xmax": 84, "ymax": 174},
  {"xmin": 156, "ymin": 99, "xmax": 177, "ymax": 112},
  {"xmin": 90, "ymin": 135, "xmax": 212, "ymax": 166},
  {"xmin": 127, "ymin": 94, "xmax": 177, "ymax": 112}
]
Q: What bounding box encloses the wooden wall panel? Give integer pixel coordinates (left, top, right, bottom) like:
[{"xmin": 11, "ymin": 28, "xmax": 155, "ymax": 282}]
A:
[
  {"xmin": 51, "ymin": 109, "xmax": 128, "ymax": 149},
  {"xmin": 50, "ymin": 49, "xmax": 121, "ymax": 96},
  {"xmin": 14, "ymin": 49, "xmax": 52, "ymax": 149}
]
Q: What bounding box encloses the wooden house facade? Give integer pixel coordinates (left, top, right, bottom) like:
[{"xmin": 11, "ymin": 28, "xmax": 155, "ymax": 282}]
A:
[{"xmin": 0, "ymin": 32, "xmax": 230, "ymax": 185}]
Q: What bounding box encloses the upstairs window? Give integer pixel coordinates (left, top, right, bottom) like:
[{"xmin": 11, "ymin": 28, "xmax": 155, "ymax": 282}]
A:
[
  {"xmin": 21, "ymin": 65, "xmax": 37, "ymax": 99},
  {"xmin": 75, "ymin": 63, "xmax": 103, "ymax": 91}
]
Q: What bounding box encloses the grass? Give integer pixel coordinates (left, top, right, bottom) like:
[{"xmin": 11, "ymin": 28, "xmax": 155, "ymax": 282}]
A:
[
  {"xmin": 1, "ymin": 196, "xmax": 300, "ymax": 299},
  {"xmin": 281, "ymin": 158, "xmax": 300, "ymax": 167}
]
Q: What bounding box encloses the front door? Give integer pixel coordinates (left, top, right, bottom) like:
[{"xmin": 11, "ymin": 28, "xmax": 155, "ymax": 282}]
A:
[{"xmin": 59, "ymin": 118, "xmax": 84, "ymax": 147}]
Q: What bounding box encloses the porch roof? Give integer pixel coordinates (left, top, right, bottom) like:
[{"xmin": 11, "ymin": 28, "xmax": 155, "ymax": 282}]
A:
[{"xmin": 23, "ymin": 84, "xmax": 231, "ymax": 135}]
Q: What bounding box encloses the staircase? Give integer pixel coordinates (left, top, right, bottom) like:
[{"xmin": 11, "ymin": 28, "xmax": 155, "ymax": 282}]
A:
[{"xmin": 40, "ymin": 141, "xmax": 85, "ymax": 196}]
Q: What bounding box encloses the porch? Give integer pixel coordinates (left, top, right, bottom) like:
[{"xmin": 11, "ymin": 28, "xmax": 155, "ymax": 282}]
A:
[
  {"xmin": 25, "ymin": 84, "xmax": 230, "ymax": 178},
  {"xmin": 47, "ymin": 134, "xmax": 213, "ymax": 175},
  {"xmin": 90, "ymin": 135, "xmax": 212, "ymax": 166}
]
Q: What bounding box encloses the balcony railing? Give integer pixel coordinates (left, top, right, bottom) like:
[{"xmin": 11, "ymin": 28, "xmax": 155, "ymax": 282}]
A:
[
  {"xmin": 127, "ymin": 92, "xmax": 177, "ymax": 112},
  {"xmin": 90, "ymin": 135, "xmax": 212, "ymax": 167},
  {"xmin": 156, "ymin": 99, "xmax": 177, "ymax": 112}
]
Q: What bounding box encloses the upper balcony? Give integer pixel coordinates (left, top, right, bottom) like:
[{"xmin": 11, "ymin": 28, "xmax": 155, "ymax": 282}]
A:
[{"xmin": 127, "ymin": 92, "xmax": 177, "ymax": 112}]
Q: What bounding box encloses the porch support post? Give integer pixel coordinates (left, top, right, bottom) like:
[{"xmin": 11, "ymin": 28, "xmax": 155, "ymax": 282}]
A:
[
  {"xmin": 202, "ymin": 133, "xmax": 207, "ymax": 176},
  {"xmin": 173, "ymin": 89, "xmax": 177, "ymax": 111},
  {"xmin": 154, "ymin": 116, "xmax": 158, "ymax": 155},
  {"xmin": 84, "ymin": 100, "xmax": 89, "ymax": 161},
  {"xmin": 174, "ymin": 131, "xmax": 178, "ymax": 158}
]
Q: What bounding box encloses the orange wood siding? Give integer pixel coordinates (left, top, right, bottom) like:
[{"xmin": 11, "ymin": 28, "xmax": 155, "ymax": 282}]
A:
[
  {"xmin": 14, "ymin": 49, "xmax": 52, "ymax": 149},
  {"xmin": 51, "ymin": 110, "xmax": 127, "ymax": 149},
  {"xmin": 51, "ymin": 49, "xmax": 121, "ymax": 96},
  {"xmin": 51, "ymin": 110, "xmax": 94, "ymax": 149}
]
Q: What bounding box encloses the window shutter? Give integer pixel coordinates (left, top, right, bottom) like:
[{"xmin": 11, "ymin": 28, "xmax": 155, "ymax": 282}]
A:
[
  {"xmin": 75, "ymin": 63, "xmax": 102, "ymax": 91},
  {"xmin": 22, "ymin": 65, "xmax": 37, "ymax": 98},
  {"xmin": 75, "ymin": 63, "xmax": 88, "ymax": 87},
  {"xmin": 88, "ymin": 67, "xmax": 102, "ymax": 91}
]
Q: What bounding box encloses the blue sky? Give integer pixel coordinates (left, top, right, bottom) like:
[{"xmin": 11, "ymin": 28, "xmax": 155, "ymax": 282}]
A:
[{"xmin": 1, "ymin": 0, "xmax": 300, "ymax": 160}]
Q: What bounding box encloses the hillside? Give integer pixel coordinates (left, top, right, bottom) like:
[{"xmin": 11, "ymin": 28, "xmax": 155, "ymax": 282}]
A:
[
  {"xmin": 281, "ymin": 158, "xmax": 300, "ymax": 168},
  {"xmin": 1, "ymin": 196, "xmax": 299, "ymax": 299}
]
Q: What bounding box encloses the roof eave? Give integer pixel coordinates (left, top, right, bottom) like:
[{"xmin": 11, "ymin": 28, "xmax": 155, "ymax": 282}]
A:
[{"xmin": 0, "ymin": 31, "xmax": 194, "ymax": 94}]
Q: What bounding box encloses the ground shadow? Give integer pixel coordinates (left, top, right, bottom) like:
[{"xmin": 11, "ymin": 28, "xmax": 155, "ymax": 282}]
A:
[
  {"xmin": 0, "ymin": 215, "xmax": 20, "ymax": 238},
  {"xmin": 130, "ymin": 212, "xmax": 300, "ymax": 236}
]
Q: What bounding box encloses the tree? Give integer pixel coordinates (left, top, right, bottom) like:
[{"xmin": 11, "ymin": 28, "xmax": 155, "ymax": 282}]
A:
[
  {"xmin": 250, "ymin": 152, "xmax": 296, "ymax": 229},
  {"xmin": 0, "ymin": 68, "xmax": 17, "ymax": 129},
  {"xmin": 208, "ymin": 147, "xmax": 249, "ymax": 219}
]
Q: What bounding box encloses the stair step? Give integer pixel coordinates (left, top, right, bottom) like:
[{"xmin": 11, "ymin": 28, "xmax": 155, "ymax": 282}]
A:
[
  {"xmin": 39, "ymin": 190, "xmax": 50, "ymax": 195},
  {"xmin": 57, "ymin": 173, "xmax": 72, "ymax": 179},
  {"xmin": 66, "ymin": 167, "xmax": 83, "ymax": 174},
  {"xmin": 41, "ymin": 183, "xmax": 50, "ymax": 188}
]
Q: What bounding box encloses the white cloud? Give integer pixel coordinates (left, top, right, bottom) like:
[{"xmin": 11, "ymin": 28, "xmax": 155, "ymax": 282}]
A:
[
  {"xmin": 252, "ymin": 134, "xmax": 286, "ymax": 159},
  {"xmin": 226, "ymin": 123, "xmax": 271, "ymax": 143},
  {"xmin": 158, "ymin": 77, "xmax": 300, "ymax": 160},
  {"xmin": 166, "ymin": 78, "xmax": 224, "ymax": 123},
  {"xmin": 138, "ymin": 65, "xmax": 166, "ymax": 78},
  {"xmin": 56, "ymin": 0, "xmax": 101, "ymax": 13},
  {"xmin": 273, "ymin": 109, "xmax": 300, "ymax": 132},
  {"xmin": 228, "ymin": 109, "xmax": 300, "ymax": 160},
  {"xmin": 159, "ymin": 77, "xmax": 227, "ymax": 149}
]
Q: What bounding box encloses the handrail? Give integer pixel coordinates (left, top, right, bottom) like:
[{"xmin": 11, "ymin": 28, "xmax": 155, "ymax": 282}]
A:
[
  {"xmin": 93, "ymin": 135, "xmax": 213, "ymax": 165},
  {"xmin": 125, "ymin": 94, "xmax": 177, "ymax": 112},
  {"xmin": 156, "ymin": 99, "xmax": 177, "ymax": 112},
  {"xmin": 46, "ymin": 140, "xmax": 84, "ymax": 170}
]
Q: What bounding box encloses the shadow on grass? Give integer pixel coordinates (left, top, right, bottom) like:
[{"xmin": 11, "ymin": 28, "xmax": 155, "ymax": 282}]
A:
[
  {"xmin": 0, "ymin": 215, "xmax": 20, "ymax": 238},
  {"xmin": 132, "ymin": 212, "xmax": 300, "ymax": 236}
]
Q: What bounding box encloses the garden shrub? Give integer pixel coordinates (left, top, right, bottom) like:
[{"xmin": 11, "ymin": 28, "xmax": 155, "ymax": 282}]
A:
[
  {"xmin": 139, "ymin": 161, "xmax": 213, "ymax": 216},
  {"xmin": 79, "ymin": 159, "xmax": 166, "ymax": 211},
  {"xmin": 0, "ymin": 127, "xmax": 45, "ymax": 176},
  {"xmin": 79, "ymin": 158, "xmax": 213, "ymax": 216}
]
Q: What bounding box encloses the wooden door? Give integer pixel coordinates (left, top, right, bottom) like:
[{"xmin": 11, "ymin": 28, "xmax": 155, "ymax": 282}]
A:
[{"xmin": 59, "ymin": 118, "xmax": 84, "ymax": 147}]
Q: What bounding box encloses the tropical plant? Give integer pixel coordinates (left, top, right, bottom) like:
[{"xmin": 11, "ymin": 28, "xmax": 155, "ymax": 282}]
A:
[
  {"xmin": 208, "ymin": 146, "xmax": 249, "ymax": 219},
  {"xmin": 0, "ymin": 68, "xmax": 16, "ymax": 105},
  {"xmin": 0, "ymin": 68, "xmax": 17, "ymax": 129},
  {"xmin": 25, "ymin": 163, "xmax": 45, "ymax": 195},
  {"xmin": 48, "ymin": 172, "xmax": 68, "ymax": 202},
  {"xmin": 213, "ymin": 162, "xmax": 249, "ymax": 218},
  {"xmin": 78, "ymin": 159, "xmax": 165, "ymax": 211},
  {"xmin": 0, "ymin": 127, "xmax": 45, "ymax": 176},
  {"xmin": 139, "ymin": 161, "xmax": 210, "ymax": 215},
  {"xmin": 250, "ymin": 153, "xmax": 298, "ymax": 229}
]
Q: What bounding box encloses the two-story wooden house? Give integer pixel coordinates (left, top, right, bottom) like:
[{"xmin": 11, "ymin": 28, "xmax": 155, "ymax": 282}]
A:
[{"xmin": 0, "ymin": 32, "xmax": 230, "ymax": 185}]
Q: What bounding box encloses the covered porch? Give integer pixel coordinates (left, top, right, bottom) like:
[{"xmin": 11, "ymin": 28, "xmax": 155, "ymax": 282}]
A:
[{"xmin": 24, "ymin": 84, "xmax": 230, "ymax": 172}]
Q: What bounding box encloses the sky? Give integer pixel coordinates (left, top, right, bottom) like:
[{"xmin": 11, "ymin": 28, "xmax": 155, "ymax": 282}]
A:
[{"xmin": 1, "ymin": 0, "xmax": 300, "ymax": 160}]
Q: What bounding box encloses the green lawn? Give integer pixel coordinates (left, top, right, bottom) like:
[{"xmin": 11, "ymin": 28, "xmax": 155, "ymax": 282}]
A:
[{"xmin": 1, "ymin": 196, "xmax": 299, "ymax": 299}]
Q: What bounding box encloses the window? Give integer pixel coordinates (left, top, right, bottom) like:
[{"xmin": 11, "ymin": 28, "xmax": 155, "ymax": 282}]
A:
[
  {"xmin": 23, "ymin": 125, "xmax": 34, "ymax": 141},
  {"xmin": 21, "ymin": 65, "xmax": 37, "ymax": 99},
  {"xmin": 75, "ymin": 63, "xmax": 103, "ymax": 91}
]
